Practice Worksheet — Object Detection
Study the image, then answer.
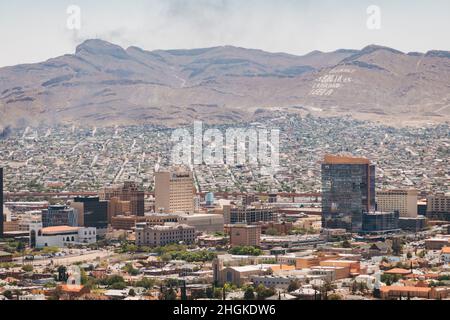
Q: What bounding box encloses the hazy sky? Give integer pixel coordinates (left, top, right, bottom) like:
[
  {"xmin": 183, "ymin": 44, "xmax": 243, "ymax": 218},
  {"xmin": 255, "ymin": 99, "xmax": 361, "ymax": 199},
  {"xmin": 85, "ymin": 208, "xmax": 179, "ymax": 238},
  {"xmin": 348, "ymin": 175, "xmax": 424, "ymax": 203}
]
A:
[{"xmin": 0, "ymin": 0, "xmax": 449, "ymax": 67}]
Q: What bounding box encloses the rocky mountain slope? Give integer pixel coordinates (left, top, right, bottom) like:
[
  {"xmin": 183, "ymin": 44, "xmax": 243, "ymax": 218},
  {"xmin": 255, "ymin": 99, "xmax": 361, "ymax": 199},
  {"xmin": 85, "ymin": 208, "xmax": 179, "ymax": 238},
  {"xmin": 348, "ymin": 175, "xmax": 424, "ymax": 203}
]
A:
[{"xmin": 0, "ymin": 39, "xmax": 449, "ymax": 128}]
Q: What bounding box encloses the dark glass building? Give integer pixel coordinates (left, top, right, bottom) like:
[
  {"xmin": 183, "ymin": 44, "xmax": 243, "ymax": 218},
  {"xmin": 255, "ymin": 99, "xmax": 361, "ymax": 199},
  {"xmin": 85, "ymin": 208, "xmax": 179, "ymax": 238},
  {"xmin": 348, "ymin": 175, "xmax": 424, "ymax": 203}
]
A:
[
  {"xmin": 73, "ymin": 196, "xmax": 108, "ymax": 230},
  {"xmin": 42, "ymin": 205, "xmax": 78, "ymax": 227},
  {"xmin": 361, "ymin": 211, "xmax": 400, "ymax": 234},
  {"xmin": 0, "ymin": 168, "xmax": 3, "ymax": 238},
  {"xmin": 322, "ymin": 155, "xmax": 376, "ymax": 232}
]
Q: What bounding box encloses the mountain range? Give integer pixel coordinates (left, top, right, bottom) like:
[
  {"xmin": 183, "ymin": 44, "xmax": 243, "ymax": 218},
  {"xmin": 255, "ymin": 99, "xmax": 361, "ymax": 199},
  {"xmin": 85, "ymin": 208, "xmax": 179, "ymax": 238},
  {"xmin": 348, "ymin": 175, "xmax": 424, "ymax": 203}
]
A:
[{"xmin": 0, "ymin": 39, "xmax": 449, "ymax": 128}]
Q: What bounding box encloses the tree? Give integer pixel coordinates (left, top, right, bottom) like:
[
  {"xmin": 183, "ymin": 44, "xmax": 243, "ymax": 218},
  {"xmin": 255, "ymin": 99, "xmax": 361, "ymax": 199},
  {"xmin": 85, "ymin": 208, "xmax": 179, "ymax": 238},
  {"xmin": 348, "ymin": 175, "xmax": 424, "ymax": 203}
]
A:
[
  {"xmin": 418, "ymin": 250, "xmax": 426, "ymax": 258},
  {"xmin": 135, "ymin": 278, "xmax": 155, "ymax": 290},
  {"xmin": 342, "ymin": 240, "xmax": 352, "ymax": 248},
  {"xmin": 287, "ymin": 280, "xmax": 300, "ymax": 292},
  {"xmin": 406, "ymin": 252, "xmax": 413, "ymax": 259},
  {"xmin": 22, "ymin": 264, "xmax": 33, "ymax": 272},
  {"xmin": 351, "ymin": 281, "xmax": 358, "ymax": 294},
  {"xmin": 16, "ymin": 242, "xmax": 25, "ymax": 252},
  {"xmin": 49, "ymin": 286, "xmax": 63, "ymax": 300},
  {"xmin": 161, "ymin": 287, "xmax": 177, "ymax": 300},
  {"xmin": 123, "ymin": 263, "xmax": 140, "ymax": 276},
  {"xmin": 381, "ymin": 274, "xmax": 400, "ymax": 286},
  {"xmin": 110, "ymin": 282, "xmax": 127, "ymax": 290},
  {"xmin": 265, "ymin": 228, "xmax": 279, "ymax": 236},
  {"xmin": 328, "ymin": 293, "xmax": 342, "ymax": 300},
  {"xmin": 318, "ymin": 279, "xmax": 336, "ymax": 300},
  {"xmin": 392, "ymin": 239, "xmax": 403, "ymax": 256},
  {"xmin": 229, "ymin": 246, "xmax": 262, "ymax": 256},
  {"xmin": 57, "ymin": 265, "xmax": 68, "ymax": 282},
  {"xmin": 211, "ymin": 288, "xmax": 222, "ymax": 299},
  {"xmin": 255, "ymin": 284, "xmax": 276, "ymax": 300},
  {"xmin": 128, "ymin": 289, "xmax": 136, "ymax": 297},
  {"xmin": 244, "ymin": 286, "xmax": 255, "ymax": 300},
  {"xmin": 3, "ymin": 290, "xmax": 13, "ymax": 300}
]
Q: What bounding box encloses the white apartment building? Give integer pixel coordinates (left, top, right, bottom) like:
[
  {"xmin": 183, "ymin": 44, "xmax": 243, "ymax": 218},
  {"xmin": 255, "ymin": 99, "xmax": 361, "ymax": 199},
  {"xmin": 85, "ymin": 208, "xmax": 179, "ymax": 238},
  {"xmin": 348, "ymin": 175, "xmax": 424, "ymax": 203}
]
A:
[
  {"xmin": 376, "ymin": 189, "xmax": 418, "ymax": 217},
  {"xmin": 154, "ymin": 167, "xmax": 195, "ymax": 214}
]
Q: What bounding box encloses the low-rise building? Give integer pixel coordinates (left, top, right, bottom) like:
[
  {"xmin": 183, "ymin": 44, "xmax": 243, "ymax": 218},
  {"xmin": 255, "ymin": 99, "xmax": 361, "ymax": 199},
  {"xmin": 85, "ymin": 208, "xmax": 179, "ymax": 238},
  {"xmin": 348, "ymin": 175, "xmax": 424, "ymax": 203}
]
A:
[
  {"xmin": 309, "ymin": 266, "xmax": 349, "ymax": 281},
  {"xmin": 425, "ymin": 237, "xmax": 450, "ymax": 250},
  {"xmin": 398, "ymin": 216, "xmax": 427, "ymax": 232},
  {"xmin": 29, "ymin": 223, "xmax": 96, "ymax": 248},
  {"xmin": 380, "ymin": 286, "xmax": 448, "ymax": 300},
  {"xmin": 0, "ymin": 251, "xmax": 13, "ymax": 263},
  {"xmin": 177, "ymin": 213, "xmax": 224, "ymax": 233},
  {"xmin": 295, "ymin": 256, "xmax": 320, "ymax": 269},
  {"xmin": 251, "ymin": 274, "xmax": 306, "ymax": 289},
  {"xmin": 57, "ymin": 284, "xmax": 91, "ymax": 299},
  {"xmin": 361, "ymin": 211, "xmax": 400, "ymax": 234},
  {"xmin": 261, "ymin": 221, "xmax": 294, "ymax": 235},
  {"xmin": 111, "ymin": 214, "xmax": 178, "ymax": 231},
  {"xmin": 217, "ymin": 265, "xmax": 270, "ymax": 286},
  {"xmin": 441, "ymin": 247, "xmax": 450, "ymax": 263},
  {"xmin": 135, "ymin": 223, "xmax": 196, "ymax": 247}
]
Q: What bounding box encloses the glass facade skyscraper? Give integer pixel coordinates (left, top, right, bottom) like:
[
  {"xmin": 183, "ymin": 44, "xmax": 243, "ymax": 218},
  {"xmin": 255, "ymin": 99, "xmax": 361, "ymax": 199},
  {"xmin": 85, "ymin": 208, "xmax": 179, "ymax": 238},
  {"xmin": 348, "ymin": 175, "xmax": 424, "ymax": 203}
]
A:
[
  {"xmin": 321, "ymin": 155, "xmax": 376, "ymax": 232},
  {"xmin": 73, "ymin": 196, "xmax": 108, "ymax": 230}
]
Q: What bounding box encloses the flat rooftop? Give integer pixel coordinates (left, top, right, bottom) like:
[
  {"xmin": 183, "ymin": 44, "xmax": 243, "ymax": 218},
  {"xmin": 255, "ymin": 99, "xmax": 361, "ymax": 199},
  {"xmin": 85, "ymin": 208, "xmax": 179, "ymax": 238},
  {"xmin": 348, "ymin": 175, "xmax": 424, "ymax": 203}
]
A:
[
  {"xmin": 323, "ymin": 154, "xmax": 370, "ymax": 165},
  {"xmin": 41, "ymin": 226, "xmax": 81, "ymax": 234}
]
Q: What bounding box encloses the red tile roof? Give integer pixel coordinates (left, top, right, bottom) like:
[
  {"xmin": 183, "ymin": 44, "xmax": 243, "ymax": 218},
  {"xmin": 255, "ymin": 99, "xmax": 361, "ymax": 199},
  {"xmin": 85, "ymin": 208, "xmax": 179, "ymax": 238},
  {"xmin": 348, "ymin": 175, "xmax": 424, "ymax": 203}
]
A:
[{"xmin": 41, "ymin": 226, "xmax": 80, "ymax": 234}]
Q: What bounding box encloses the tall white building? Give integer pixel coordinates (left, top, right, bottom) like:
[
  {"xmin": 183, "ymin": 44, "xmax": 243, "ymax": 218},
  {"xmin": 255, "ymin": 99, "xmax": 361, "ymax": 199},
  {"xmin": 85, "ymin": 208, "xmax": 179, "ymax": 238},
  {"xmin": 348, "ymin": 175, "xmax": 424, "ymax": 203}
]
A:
[{"xmin": 155, "ymin": 167, "xmax": 195, "ymax": 214}]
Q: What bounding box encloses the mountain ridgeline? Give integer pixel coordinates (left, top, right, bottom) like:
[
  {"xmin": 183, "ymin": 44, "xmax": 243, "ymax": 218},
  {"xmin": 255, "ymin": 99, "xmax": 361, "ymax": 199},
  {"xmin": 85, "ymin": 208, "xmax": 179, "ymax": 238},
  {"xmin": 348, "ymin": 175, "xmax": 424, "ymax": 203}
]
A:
[{"xmin": 0, "ymin": 39, "xmax": 449, "ymax": 128}]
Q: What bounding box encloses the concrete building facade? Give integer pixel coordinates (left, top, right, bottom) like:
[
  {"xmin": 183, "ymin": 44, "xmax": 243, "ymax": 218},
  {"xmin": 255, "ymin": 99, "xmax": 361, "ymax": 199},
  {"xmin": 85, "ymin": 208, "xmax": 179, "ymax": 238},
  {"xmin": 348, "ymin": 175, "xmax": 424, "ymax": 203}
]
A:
[
  {"xmin": 376, "ymin": 189, "xmax": 418, "ymax": 218},
  {"xmin": 135, "ymin": 223, "xmax": 195, "ymax": 247},
  {"xmin": 155, "ymin": 167, "xmax": 195, "ymax": 214},
  {"xmin": 227, "ymin": 224, "xmax": 261, "ymax": 247}
]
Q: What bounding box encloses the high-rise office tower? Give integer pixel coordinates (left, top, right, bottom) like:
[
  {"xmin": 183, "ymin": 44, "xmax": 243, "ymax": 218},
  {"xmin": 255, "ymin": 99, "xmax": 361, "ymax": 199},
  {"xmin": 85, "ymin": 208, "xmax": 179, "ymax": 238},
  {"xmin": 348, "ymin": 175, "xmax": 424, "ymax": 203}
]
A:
[
  {"xmin": 155, "ymin": 167, "xmax": 195, "ymax": 214},
  {"xmin": 321, "ymin": 155, "xmax": 376, "ymax": 232},
  {"xmin": 0, "ymin": 168, "xmax": 3, "ymax": 238},
  {"xmin": 71, "ymin": 196, "xmax": 108, "ymax": 230},
  {"xmin": 100, "ymin": 182, "xmax": 145, "ymax": 216}
]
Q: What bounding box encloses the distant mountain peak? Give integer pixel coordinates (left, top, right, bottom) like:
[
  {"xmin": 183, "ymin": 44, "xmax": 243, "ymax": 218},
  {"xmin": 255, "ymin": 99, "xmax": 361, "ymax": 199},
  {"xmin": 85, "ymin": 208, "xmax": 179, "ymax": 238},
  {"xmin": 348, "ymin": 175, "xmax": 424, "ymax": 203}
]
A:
[
  {"xmin": 425, "ymin": 50, "xmax": 450, "ymax": 58},
  {"xmin": 360, "ymin": 44, "xmax": 404, "ymax": 55},
  {"xmin": 75, "ymin": 39, "xmax": 129, "ymax": 59},
  {"xmin": 340, "ymin": 44, "xmax": 404, "ymax": 64}
]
